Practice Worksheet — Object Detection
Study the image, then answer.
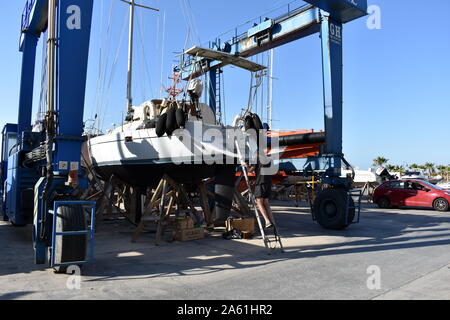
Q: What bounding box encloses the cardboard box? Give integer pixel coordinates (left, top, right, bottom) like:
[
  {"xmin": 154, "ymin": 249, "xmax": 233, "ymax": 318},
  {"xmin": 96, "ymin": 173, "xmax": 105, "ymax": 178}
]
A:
[
  {"xmin": 175, "ymin": 217, "xmax": 194, "ymax": 230},
  {"xmin": 226, "ymin": 218, "xmax": 255, "ymax": 233},
  {"xmin": 174, "ymin": 228, "xmax": 205, "ymax": 242}
]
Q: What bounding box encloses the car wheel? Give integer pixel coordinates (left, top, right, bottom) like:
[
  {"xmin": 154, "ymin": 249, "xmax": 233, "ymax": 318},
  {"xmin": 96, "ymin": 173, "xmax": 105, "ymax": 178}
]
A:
[
  {"xmin": 377, "ymin": 197, "xmax": 391, "ymax": 209},
  {"xmin": 433, "ymin": 198, "xmax": 449, "ymax": 212}
]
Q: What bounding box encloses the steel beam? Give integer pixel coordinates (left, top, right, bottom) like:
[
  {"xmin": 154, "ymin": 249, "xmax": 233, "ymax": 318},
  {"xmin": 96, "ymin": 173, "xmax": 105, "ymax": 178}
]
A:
[
  {"xmin": 320, "ymin": 11, "xmax": 343, "ymax": 176},
  {"xmin": 182, "ymin": 6, "xmax": 320, "ymax": 79},
  {"xmin": 53, "ymin": 0, "xmax": 94, "ymax": 173},
  {"xmin": 17, "ymin": 33, "xmax": 38, "ymax": 139},
  {"xmin": 19, "ymin": 0, "xmax": 48, "ymax": 50},
  {"xmin": 304, "ymin": 0, "xmax": 367, "ymax": 23}
]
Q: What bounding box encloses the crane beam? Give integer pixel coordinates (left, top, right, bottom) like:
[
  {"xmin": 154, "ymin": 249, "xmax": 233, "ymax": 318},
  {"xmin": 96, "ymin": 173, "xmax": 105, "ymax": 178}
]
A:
[{"xmin": 181, "ymin": 1, "xmax": 366, "ymax": 80}]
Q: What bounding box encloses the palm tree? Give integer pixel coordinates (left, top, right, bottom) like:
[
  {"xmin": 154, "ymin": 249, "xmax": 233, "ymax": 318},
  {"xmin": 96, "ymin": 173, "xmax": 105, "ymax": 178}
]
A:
[
  {"xmin": 437, "ymin": 165, "xmax": 446, "ymax": 175},
  {"xmin": 424, "ymin": 162, "xmax": 436, "ymax": 177},
  {"xmin": 437, "ymin": 165, "xmax": 450, "ymax": 181},
  {"xmin": 386, "ymin": 164, "xmax": 396, "ymax": 172},
  {"xmin": 373, "ymin": 157, "xmax": 389, "ymax": 167},
  {"xmin": 394, "ymin": 165, "xmax": 406, "ymax": 177},
  {"xmin": 409, "ymin": 163, "xmax": 419, "ymax": 171}
]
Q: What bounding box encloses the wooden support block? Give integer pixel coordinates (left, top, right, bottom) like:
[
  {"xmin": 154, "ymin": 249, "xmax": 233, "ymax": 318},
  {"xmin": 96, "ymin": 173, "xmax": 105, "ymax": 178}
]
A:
[
  {"xmin": 155, "ymin": 179, "xmax": 169, "ymax": 246},
  {"xmin": 174, "ymin": 228, "xmax": 205, "ymax": 242},
  {"xmin": 233, "ymin": 189, "xmax": 252, "ymax": 217}
]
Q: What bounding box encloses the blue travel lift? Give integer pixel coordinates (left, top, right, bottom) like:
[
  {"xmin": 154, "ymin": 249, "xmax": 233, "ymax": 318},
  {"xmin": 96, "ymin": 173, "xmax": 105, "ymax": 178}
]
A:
[
  {"xmin": 181, "ymin": 0, "xmax": 368, "ymax": 230},
  {"xmin": 0, "ymin": 0, "xmax": 367, "ymax": 273},
  {"xmin": 0, "ymin": 0, "xmax": 95, "ymax": 273}
]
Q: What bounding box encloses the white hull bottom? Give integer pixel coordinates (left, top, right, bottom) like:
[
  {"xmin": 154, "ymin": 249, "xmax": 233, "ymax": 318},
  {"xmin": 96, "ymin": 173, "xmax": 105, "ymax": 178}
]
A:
[{"xmin": 86, "ymin": 120, "xmax": 257, "ymax": 187}]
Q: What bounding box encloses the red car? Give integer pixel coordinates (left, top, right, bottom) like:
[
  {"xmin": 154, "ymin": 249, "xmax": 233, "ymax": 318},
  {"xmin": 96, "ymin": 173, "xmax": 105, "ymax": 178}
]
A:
[{"xmin": 373, "ymin": 179, "xmax": 450, "ymax": 211}]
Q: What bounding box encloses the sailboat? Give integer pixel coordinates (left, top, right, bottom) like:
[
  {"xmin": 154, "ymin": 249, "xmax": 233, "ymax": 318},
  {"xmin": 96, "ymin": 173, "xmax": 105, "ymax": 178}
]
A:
[
  {"xmin": 84, "ymin": 1, "xmax": 328, "ymax": 222},
  {"xmin": 84, "ymin": 1, "xmax": 262, "ymax": 222}
]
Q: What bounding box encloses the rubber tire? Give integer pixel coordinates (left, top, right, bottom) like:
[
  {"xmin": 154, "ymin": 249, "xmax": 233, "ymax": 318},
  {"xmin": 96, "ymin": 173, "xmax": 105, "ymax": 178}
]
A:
[
  {"xmin": 53, "ymin": 204, "xmax": 87, "ymax": 274},
  {"xmin": 165, "ymin": 106, "xmax": 177, "ymax": 136},
  {"xmin": 11, "ymin": 221, "xmax": 27, "ymax": 227},
  {"xmin": 175, "ymin": 108, "xmax": 186, "ymax": 128},
  {"xmin": 433, "ymin": 198, "xmax": 449, "ymax": 212},
  {"xmin": 313, "ymin": 189, "xmax": 355, "ymax": 230},
  {"xmin": 156, "ymin": 113, "xmax": 167, "ymax": 137},
  {"xmin": 251, "ymin": 113, "xmax": 263, "ymax": 131},
  {"xmin": 377, "ymin": 197, "xmax": 391, "ymax": 209},
  {"xmin": 244, "ymin": 115, "xmax": 255, "ymax": 131}
]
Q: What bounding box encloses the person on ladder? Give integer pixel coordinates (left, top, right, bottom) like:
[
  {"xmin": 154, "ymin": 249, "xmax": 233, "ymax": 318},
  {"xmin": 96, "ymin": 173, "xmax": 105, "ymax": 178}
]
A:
[{"xmin": 249, "ymin": 155, "xmax": 275, "ymax": 229}]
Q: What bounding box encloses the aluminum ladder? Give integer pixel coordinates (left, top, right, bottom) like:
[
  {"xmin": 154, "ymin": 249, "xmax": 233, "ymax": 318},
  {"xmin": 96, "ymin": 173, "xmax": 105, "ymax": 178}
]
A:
[{"xmin": 235, "ymin": 141, "xmax": 284, "ymax": 254}]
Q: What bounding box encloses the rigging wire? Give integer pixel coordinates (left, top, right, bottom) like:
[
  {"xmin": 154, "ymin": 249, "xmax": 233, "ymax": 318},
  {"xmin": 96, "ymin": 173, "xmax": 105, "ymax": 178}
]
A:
[
  {"xmin": 90, "ymin": 0, "xmax": 105, "ymax": 123},
  {"xmin": 179, "ymin": 0, "xmax": 201, "ymax": 47},
  {"xmin": 186, "ymin": 0, "xmax": 201, "ymax": 45},
  {"xmin": 159, "ymin": 11, "xmax": 166, "ymax": 99},
  {"xmin": 136, "ymin": 14, "xmax": 147, "ymax": 102},
  {"xmin": 93, "ymin": 0, "xmax": 116, "ymax": 132},
  {"xmin": 98, "ymin": 8, "xmax": 129, "ymax": 131},
  {"xmin": 136, "ymin": 10, "xmax": 155, "ymax": 102},
  {"xmin": 155, "ymin": 0, "xmax": 161, "ymax": 99}
]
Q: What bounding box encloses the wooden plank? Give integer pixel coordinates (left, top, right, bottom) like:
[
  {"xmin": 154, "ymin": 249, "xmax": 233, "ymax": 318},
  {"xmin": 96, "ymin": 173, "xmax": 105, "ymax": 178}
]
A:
[
  {"xmin": 155, "ymin": 179, "xmax": 168, "ymax": 246},
  {"xmin": 233, "ymin": 189, "xmax": 252, "ymax": 217},
  {"xmin": 165, "ymin": 176, "xmax": 196, "ymax": 214},
  {"xmin": 156, "ymin": 196, "xmax": 173, "ymax": 245},
  {"xmin": 132, "ymin": 185, "xmax": 174, "ymax": 243}
]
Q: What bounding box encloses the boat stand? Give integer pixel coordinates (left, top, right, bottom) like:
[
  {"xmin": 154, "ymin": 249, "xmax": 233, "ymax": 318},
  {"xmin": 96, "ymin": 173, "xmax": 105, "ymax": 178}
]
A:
[
  {"xmin": 129, "ymin": 175, "xmax": 209, "ymax": 245},
  {"xmin": 83, "ymin": 169, "xmax": 267, "ymax": 246}
]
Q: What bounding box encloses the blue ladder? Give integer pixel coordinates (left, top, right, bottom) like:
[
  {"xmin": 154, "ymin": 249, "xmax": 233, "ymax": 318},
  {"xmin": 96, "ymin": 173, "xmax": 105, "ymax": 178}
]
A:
[
  {"xmin": 346, "ymin": 189, "xmax": 363, "ymax": 224},
  {"xmin": 50, "ymin": 201, "xmax": 96, "ymax": 268}
]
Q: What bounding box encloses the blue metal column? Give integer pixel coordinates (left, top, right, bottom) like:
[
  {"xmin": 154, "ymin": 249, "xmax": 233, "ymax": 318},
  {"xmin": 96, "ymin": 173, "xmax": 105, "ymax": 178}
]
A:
[
  {"xmin": 320, "ymin": 11, "xmax": 343, "ymax": 177},
  {"xmin": 17, "ymin": 33, "xmax": 38, "ymax": 140},
  {"xmin": 206, "ymin": 69, "xmax": 217, "ymax": 115},
  {"xmin": 53, "ymin": 0, "xmax": 94, "ymax": 173}
]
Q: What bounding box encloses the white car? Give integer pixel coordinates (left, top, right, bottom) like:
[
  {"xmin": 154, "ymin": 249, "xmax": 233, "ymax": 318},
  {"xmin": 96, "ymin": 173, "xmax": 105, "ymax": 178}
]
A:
[{"xmin": 436, "ymin": 182, "xmax": 450, "ymax": 190}]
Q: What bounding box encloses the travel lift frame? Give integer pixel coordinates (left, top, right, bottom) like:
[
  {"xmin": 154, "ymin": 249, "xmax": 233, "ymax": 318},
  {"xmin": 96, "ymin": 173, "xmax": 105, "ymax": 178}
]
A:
[
  {"xmin": 181, "ymin": 0, "xmax": 368, "ymax": 231},
  {"xmin": 0, "ymin": 0, "xmax": 367, "ymax": 271},
  {"xmin": 0, "ymin": 0, "xmax": 95, "ymax": 272}
]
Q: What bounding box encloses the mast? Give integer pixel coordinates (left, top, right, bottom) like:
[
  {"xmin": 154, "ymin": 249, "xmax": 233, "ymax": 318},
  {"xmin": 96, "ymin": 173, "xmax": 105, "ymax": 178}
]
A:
[
  {"xmin": 126, "ymin": 0, "xmax": 135, "ymax": 113},
  {"xmin": 121, "ymin": 0, "xmax": 159, "ymax": 114}
]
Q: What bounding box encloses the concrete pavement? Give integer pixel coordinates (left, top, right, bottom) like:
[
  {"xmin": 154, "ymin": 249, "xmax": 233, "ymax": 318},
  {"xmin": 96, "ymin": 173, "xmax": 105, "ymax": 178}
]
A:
[{"xmin": 1, "ymin": 201, "xmax": 449, "ymax": 300}]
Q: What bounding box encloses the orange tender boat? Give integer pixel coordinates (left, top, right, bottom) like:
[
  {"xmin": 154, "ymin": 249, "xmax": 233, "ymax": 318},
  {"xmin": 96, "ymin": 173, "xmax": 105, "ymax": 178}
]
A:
[{"xmin": 236, "ymin": 129, "xmax": 325, "ymax": 191}]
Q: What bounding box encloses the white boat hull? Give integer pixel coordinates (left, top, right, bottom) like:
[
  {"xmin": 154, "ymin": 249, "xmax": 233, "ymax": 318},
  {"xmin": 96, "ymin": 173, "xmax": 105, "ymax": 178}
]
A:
[{"xmin": 86, "ymin": 120, "xmax": 256, "ymax": 187}]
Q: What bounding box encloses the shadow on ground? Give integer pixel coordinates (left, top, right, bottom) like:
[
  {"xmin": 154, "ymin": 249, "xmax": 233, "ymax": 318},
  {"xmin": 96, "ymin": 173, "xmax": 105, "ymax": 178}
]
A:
[
  {"xmin": 0, "ymin": 291, "xmax": 35, "ymax": 300},
  {"xmin": 1, "ymin": 200, "xmax": 450, "ymax": 283}
]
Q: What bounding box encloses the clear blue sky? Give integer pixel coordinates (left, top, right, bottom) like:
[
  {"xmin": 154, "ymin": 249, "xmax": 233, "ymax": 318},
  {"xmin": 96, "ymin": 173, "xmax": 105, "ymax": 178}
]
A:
[{"xmin": 0, "ymin": 0, "xmax": 449, "ymax": 169}]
